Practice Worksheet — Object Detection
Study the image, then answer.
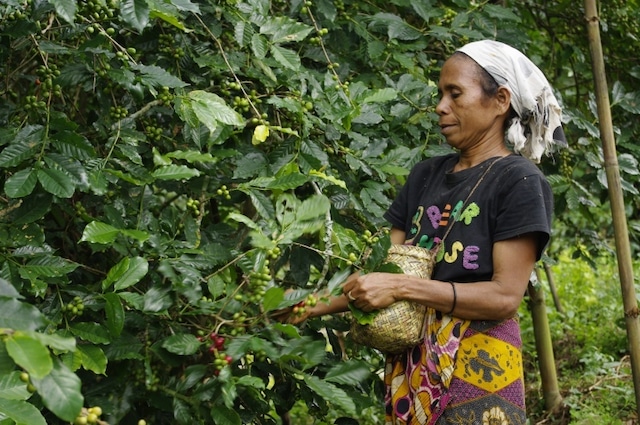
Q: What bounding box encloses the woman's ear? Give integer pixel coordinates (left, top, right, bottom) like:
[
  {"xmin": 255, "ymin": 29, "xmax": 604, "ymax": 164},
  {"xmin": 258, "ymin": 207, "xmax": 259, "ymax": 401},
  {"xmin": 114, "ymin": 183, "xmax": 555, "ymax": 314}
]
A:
[{"xmin": 496, "ymin": 86, "xmax": 512, "ymax": 115}]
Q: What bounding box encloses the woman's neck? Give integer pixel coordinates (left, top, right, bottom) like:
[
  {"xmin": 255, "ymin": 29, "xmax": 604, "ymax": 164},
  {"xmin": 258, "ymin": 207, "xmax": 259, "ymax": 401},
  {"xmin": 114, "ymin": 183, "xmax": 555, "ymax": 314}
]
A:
[{"xmin": 454, "ymin": 145, "xmax": 511, "ymax": 172}]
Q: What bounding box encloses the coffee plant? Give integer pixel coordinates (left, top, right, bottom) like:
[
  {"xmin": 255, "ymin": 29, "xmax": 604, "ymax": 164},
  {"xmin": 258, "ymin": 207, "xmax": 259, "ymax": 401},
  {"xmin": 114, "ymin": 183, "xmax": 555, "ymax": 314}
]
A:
[{"xmin": 0, "ymin": 0, "xmax": 639, "ymax": 423}]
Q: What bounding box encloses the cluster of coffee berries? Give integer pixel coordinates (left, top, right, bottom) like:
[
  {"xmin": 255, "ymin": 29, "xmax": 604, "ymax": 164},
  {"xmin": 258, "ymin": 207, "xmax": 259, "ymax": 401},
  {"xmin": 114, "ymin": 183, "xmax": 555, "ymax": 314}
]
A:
[
  {"xmin": 158, "ymin": 86, "xmax": 174, "ymax": 105},
  {"xmin": 292, "ymin": 294, "xmax": 317, "ymax": 317},
  {"xmin": 73, "ymin": 406, "xmax": 103, "ymax": 425},
  {"xmin": 559, "ymin": 149, "xmax": 573, "ymax": 178},
  {"xmin": 95, "ymin": 62, "xmax": 111, "ymax": 78},
  {"xmin": 24, "ymin": 95, "xmax": 46, "ymax": 111},
  {"xmin": 219, "ymin": 80, "xmax": 242, "ymax": 97},
  {"xmin": 309, "ymin": 27, "xmax": 329, "ymax": 45},
  {"xmin": 109, "ymin": 105, "xmax": 128, "ymax": 120},
  {"xmin": 61, "ymin": 296, "xmax": 85, "ymax": 317},
  {"xmin": 362, "ymin": 229, "xmax": 379, "ymax": 245},
  {"xmin": 141, "ymin": 118, "xmax": 163, "ymax": 142},
  {"xmin": 78, "ymin": 0, "xmax": 117, "ymax": 22},
  {"xmin": 216, "ymin": 185, "xmax": 231, "ymax": 200},
  {"xmin": 267, "ymin": 245, "xmax": 281, "ymax": 260},
  {"xmin": 36, "ymin": 64, "xmax": 62, "ymax": 98},
  {"xmin": 19, "ymin": 371, "xmax": 36, "ymax": 393},
  {"xmin": 345, "ymin": 251, "xmax": 359, "ymax": 266},
  {"xmin": 248, "ymin": 263, "xmax": 270, "ymax": 298},
  {"xmin": 300, "ymin": 0, "xmax": 312, "ymax": 14},
  {"xmin": 186, "ymin": 198, "xmax": 200, "ymax": 217},
  {"xmin": 158, "ymin": 34, "xmax": 185, "ymax": 59},
  {"xmin": 5, "ymin": 6, "xmax": 29, "ymax": 21},
  {"xmin": 203, "ymin": 332, "xmax": 233, "ymax": 376}
]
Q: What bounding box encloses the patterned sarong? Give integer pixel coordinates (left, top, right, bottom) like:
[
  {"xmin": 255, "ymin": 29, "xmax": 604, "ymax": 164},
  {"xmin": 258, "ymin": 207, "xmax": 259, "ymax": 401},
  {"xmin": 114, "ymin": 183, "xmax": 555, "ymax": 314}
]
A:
[{"xmin": 384, "ymin": 310, "xmax": 525, "ymax": 424}]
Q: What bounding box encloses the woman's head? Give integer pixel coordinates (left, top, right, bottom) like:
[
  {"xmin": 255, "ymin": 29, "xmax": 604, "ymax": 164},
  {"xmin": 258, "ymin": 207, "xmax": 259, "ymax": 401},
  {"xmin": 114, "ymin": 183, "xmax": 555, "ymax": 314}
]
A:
[
  {"xmin": 435, "ymin": 53, "xmax": 513, "ymax": 152},
  {"xmin": 454, "ymin": 40, "xmax": 566, "ymax": 162}
]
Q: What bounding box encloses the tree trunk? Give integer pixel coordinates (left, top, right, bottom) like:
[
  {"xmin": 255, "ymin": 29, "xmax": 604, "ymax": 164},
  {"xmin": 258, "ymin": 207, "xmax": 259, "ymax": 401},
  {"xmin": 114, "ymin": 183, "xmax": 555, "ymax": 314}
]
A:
[{"xmin": 584, "ymin": 0, "xmax": 640, "ymax": 416}]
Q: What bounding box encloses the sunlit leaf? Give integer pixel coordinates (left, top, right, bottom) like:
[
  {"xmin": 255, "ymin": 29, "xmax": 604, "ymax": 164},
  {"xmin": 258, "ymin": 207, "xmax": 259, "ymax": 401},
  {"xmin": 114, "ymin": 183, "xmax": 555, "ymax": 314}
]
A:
[{"xmin": 5, "ymin": 333, "xmax": 52, "ymax": 380}]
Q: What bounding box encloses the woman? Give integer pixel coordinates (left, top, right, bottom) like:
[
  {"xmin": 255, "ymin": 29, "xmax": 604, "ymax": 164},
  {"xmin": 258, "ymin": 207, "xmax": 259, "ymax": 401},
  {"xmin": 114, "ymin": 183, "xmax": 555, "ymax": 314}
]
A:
[{"xmin": 282, "ymin": 40, "xmax": 565, "ymax": 424}]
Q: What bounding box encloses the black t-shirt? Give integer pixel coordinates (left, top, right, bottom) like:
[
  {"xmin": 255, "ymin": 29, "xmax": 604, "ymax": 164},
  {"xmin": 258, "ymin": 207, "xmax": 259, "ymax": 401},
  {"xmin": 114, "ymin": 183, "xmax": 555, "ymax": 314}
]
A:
[{"xmin": 384, "ymin": 153, "xmax": 553, "ymax": 283}]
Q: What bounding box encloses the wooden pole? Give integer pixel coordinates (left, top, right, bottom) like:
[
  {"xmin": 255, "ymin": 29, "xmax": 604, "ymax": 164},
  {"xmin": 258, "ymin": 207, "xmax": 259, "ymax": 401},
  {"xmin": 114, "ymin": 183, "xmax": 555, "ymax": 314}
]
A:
[
  {"xmin": 543, "ymin": 262, "xmax": 563, "ymax": 314},
  {"xmin": 528, "ymin": 274, "xmax": 563, "ymax": 411},
  {"xmin": 584, "ymin": 0, "xmax": 640, "ymax": 414}
]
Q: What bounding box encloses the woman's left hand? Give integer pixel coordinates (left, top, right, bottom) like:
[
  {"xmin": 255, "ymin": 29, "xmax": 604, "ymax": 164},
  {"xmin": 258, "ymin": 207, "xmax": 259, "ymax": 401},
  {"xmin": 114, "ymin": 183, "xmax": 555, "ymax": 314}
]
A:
[{"xmin": 342, "ymin": 272, "xmax": 399, "ymax": 311}]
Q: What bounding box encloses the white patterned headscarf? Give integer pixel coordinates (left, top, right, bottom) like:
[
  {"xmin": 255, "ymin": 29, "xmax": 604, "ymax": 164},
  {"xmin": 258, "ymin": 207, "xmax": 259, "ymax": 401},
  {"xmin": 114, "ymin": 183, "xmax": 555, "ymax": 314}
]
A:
[{"xmin": 457, "ymin": 40, "xmax": 566, "ymax": 163}]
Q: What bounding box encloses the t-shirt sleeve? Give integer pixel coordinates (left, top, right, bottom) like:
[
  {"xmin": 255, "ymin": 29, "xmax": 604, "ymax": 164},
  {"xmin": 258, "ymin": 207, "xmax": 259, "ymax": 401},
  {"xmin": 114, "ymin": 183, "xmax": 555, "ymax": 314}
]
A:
[
  {"xmin": 384, "ymin": 179, "xmax": 411, "ymax": 230},
  {"xmin": 494, "ymin": 172, "xmax": 553, "ymax": 260}
]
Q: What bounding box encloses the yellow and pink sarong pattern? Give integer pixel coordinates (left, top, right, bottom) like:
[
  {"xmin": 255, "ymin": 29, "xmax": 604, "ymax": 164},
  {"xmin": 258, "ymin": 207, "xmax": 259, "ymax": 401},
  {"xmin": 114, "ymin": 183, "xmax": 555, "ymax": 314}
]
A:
[{"xmin": 384, "ymin": 310, "xmax": 525, "ymax": 424}]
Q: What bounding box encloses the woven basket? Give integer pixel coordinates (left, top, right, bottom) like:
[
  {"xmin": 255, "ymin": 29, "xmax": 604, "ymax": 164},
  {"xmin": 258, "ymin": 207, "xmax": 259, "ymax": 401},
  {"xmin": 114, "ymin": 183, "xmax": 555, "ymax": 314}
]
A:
[{"xmin": 350, "ymin": 244, "xmax": 436, "ymax": 354}]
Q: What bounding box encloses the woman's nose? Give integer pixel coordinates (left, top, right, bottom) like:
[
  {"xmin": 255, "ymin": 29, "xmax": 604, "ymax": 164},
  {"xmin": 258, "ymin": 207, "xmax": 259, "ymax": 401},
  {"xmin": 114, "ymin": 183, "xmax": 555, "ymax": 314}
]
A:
[{"xmin": 435, "ymin": 97, "xmax": 446, "ymax": 115}]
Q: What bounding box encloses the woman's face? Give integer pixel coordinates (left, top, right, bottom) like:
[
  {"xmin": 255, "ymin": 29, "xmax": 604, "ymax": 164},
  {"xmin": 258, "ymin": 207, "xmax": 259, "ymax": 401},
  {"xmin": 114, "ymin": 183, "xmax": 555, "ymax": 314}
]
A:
[{"xmin": 436, "ymin": 54, "xmax": 506, "ymax": 150}]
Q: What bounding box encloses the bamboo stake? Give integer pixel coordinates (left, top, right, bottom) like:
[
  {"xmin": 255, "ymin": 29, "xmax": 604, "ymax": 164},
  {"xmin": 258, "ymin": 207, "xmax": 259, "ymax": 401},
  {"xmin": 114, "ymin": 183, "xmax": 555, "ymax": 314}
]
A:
[
  {"xmin": 543, "ymin": 262, "xmax": 563, "ymax": 314},
  {"xmin": 583, "ymin": 0, "xmax": 640, "ymax": 414},
  {"xmin": 528, "ymin": 273, "xmax": 563, "ymax": 411}
]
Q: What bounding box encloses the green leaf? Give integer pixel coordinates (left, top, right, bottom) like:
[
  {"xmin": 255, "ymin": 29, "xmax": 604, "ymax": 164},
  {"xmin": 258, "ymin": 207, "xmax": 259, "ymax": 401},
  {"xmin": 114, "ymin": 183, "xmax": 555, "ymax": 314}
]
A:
[
  {"xmin": 251, "ymin": 34, "xmax": 268, "ymax": 59},
  {"xmin": 150, "ymin": 9, "xmax": 186, "ymax": 30},
  {"xmin": 20, "ymin": 255, "xmax": 78, "ymax": 279},
  {"xmin": 0, "ymin": 278, "xmax": 21, "ymax": 299},
  {"xmin": 31, "ymin": 360, "xmax": 82, "ymax": 422},
  {"xmin": 187, "ymin": 91, "xmax": 245, "ymax": 132},
  {"xmin": 47, "ymin": 0, "xmax": 76, "ymax": 24},
  {"xmin": 166, "ymin": 150, "xmax": 217, "ymax": 163},
  {"xmin": 0, "ymin": 299, "xmax": 46, "ymax": 331},
  {"xmin": 77, "ymin": 344, "xmax": 107, "ymax": 375},
  {"xmin": 102, "ymin": 257, "xmax": 130, "ymax": 291},
  {"xmin": 69, "ymin": 322, "xmax": 111, "ymax": 344},
  {"xmin": 4, "ymin": 168, "xmax": 37, "ymax": 198},
  {"xmin": 0, "ymin": 398, "xmax": 46, "ymax": 425},
  {"xmin": 371, "ymin": 13, "xmax": 423, "ymax": 41},
  {"xmin": 121, "ymin": 0, "xmax": 150, "ymax": 33},
  {"xmin": 363, "ymin": 88, "xmax": 398, "ymax": 104},
  {"xmin": 270, "ymin": 45, "xmax": 301, "ymax": 70},
  {"xmin": 27, "ymin": 331, "xmax": 76, "ymax": 352},
  {"xmin": 248, "ymin": 190, "xmax": 275, "ymax": 221},
  {"xmin": 297, "ymin": 194, "xmax": 330, "ymax": 221},
  {"xmin": 260, "ymin": 16, "xmax": 313, "ymax": 43},
  {"xmin": 161, "ymin": 334, "xmax": 201, "ymax": 355},
  {"xmin": 113, "ymin": 257, "xmax": 149, "ymax": 291},
  {"xmin": 103, "ymin": 293, "xmax": 125, "ymax": 337},
  {"xmin": 0, "ymin": 372, "xmax": 31, "ymax": 400},
  {"xmin": 5, "ymin": 333, "xmax": 52, "ymax": 380},
  {"xmin": 324, "ymin": 360, "xmax": 371, "ymax": 384},
  {"xmin": 80, "ymin": 221, "xmax": 119, "ymax": 244},
  {"xmin": 173, "ymin": 398, "xmax": 192, "ymax": 425},
  {"xmin": 262, "ymin": 287, "xmax": 284, "ymax": 312},
  {"xmin": 328, "ymin": 267, "xmax": 353, "ymax": 296},
  {"xmin": 0, "ymin": 126, "xmax": 44, "ymax": 168},
  {"xmin": 131, "ymin": 64, "xmax": 188, "ymax": 88},
  {"xmin": 143, "ymin": 286, "xmax": 172, "ymax": 313},
  {"xmin": 305, "ymin": 375, "xmax": 356, "ymax": 415},
  {"xmin": 152, "ymin": 164, "xmax": 201, "ymax": 181},
  {"xmin": 211, "ymin": 404, "xmax": 241, "ymax": 425},
  {"xmin": 37, "ymin": 168, "xmax": 75, "ymax": 198},
  {"xmin": 267, "ymin": 173, "xmax": 308, "ymax": 190}
]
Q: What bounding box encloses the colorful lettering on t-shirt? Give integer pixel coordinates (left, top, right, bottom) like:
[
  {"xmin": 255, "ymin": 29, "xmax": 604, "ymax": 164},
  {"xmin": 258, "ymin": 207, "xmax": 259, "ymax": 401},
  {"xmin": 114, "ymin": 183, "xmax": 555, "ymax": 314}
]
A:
[{"xmin": 411, "ymin": 201, "xmax": 481, "ymax": 270}]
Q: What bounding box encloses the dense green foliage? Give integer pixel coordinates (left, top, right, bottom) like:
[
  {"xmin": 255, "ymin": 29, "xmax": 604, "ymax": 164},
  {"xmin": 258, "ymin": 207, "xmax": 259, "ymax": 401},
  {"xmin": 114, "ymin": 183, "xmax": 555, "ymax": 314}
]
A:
[{"xmin": 0, "ymin": 0, "xmax": 638, "ymax": 423}]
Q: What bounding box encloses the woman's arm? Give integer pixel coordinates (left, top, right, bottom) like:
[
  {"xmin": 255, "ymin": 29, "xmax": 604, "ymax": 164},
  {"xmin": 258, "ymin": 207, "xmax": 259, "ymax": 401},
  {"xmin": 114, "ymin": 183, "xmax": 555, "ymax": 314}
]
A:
[
  {"xmin": 275, "ymin": 228, "xmax": 408, "ymax": 324},
  {"xmin": 342, "ymin": 230, "xmax": 537, "ymax": 321}
]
